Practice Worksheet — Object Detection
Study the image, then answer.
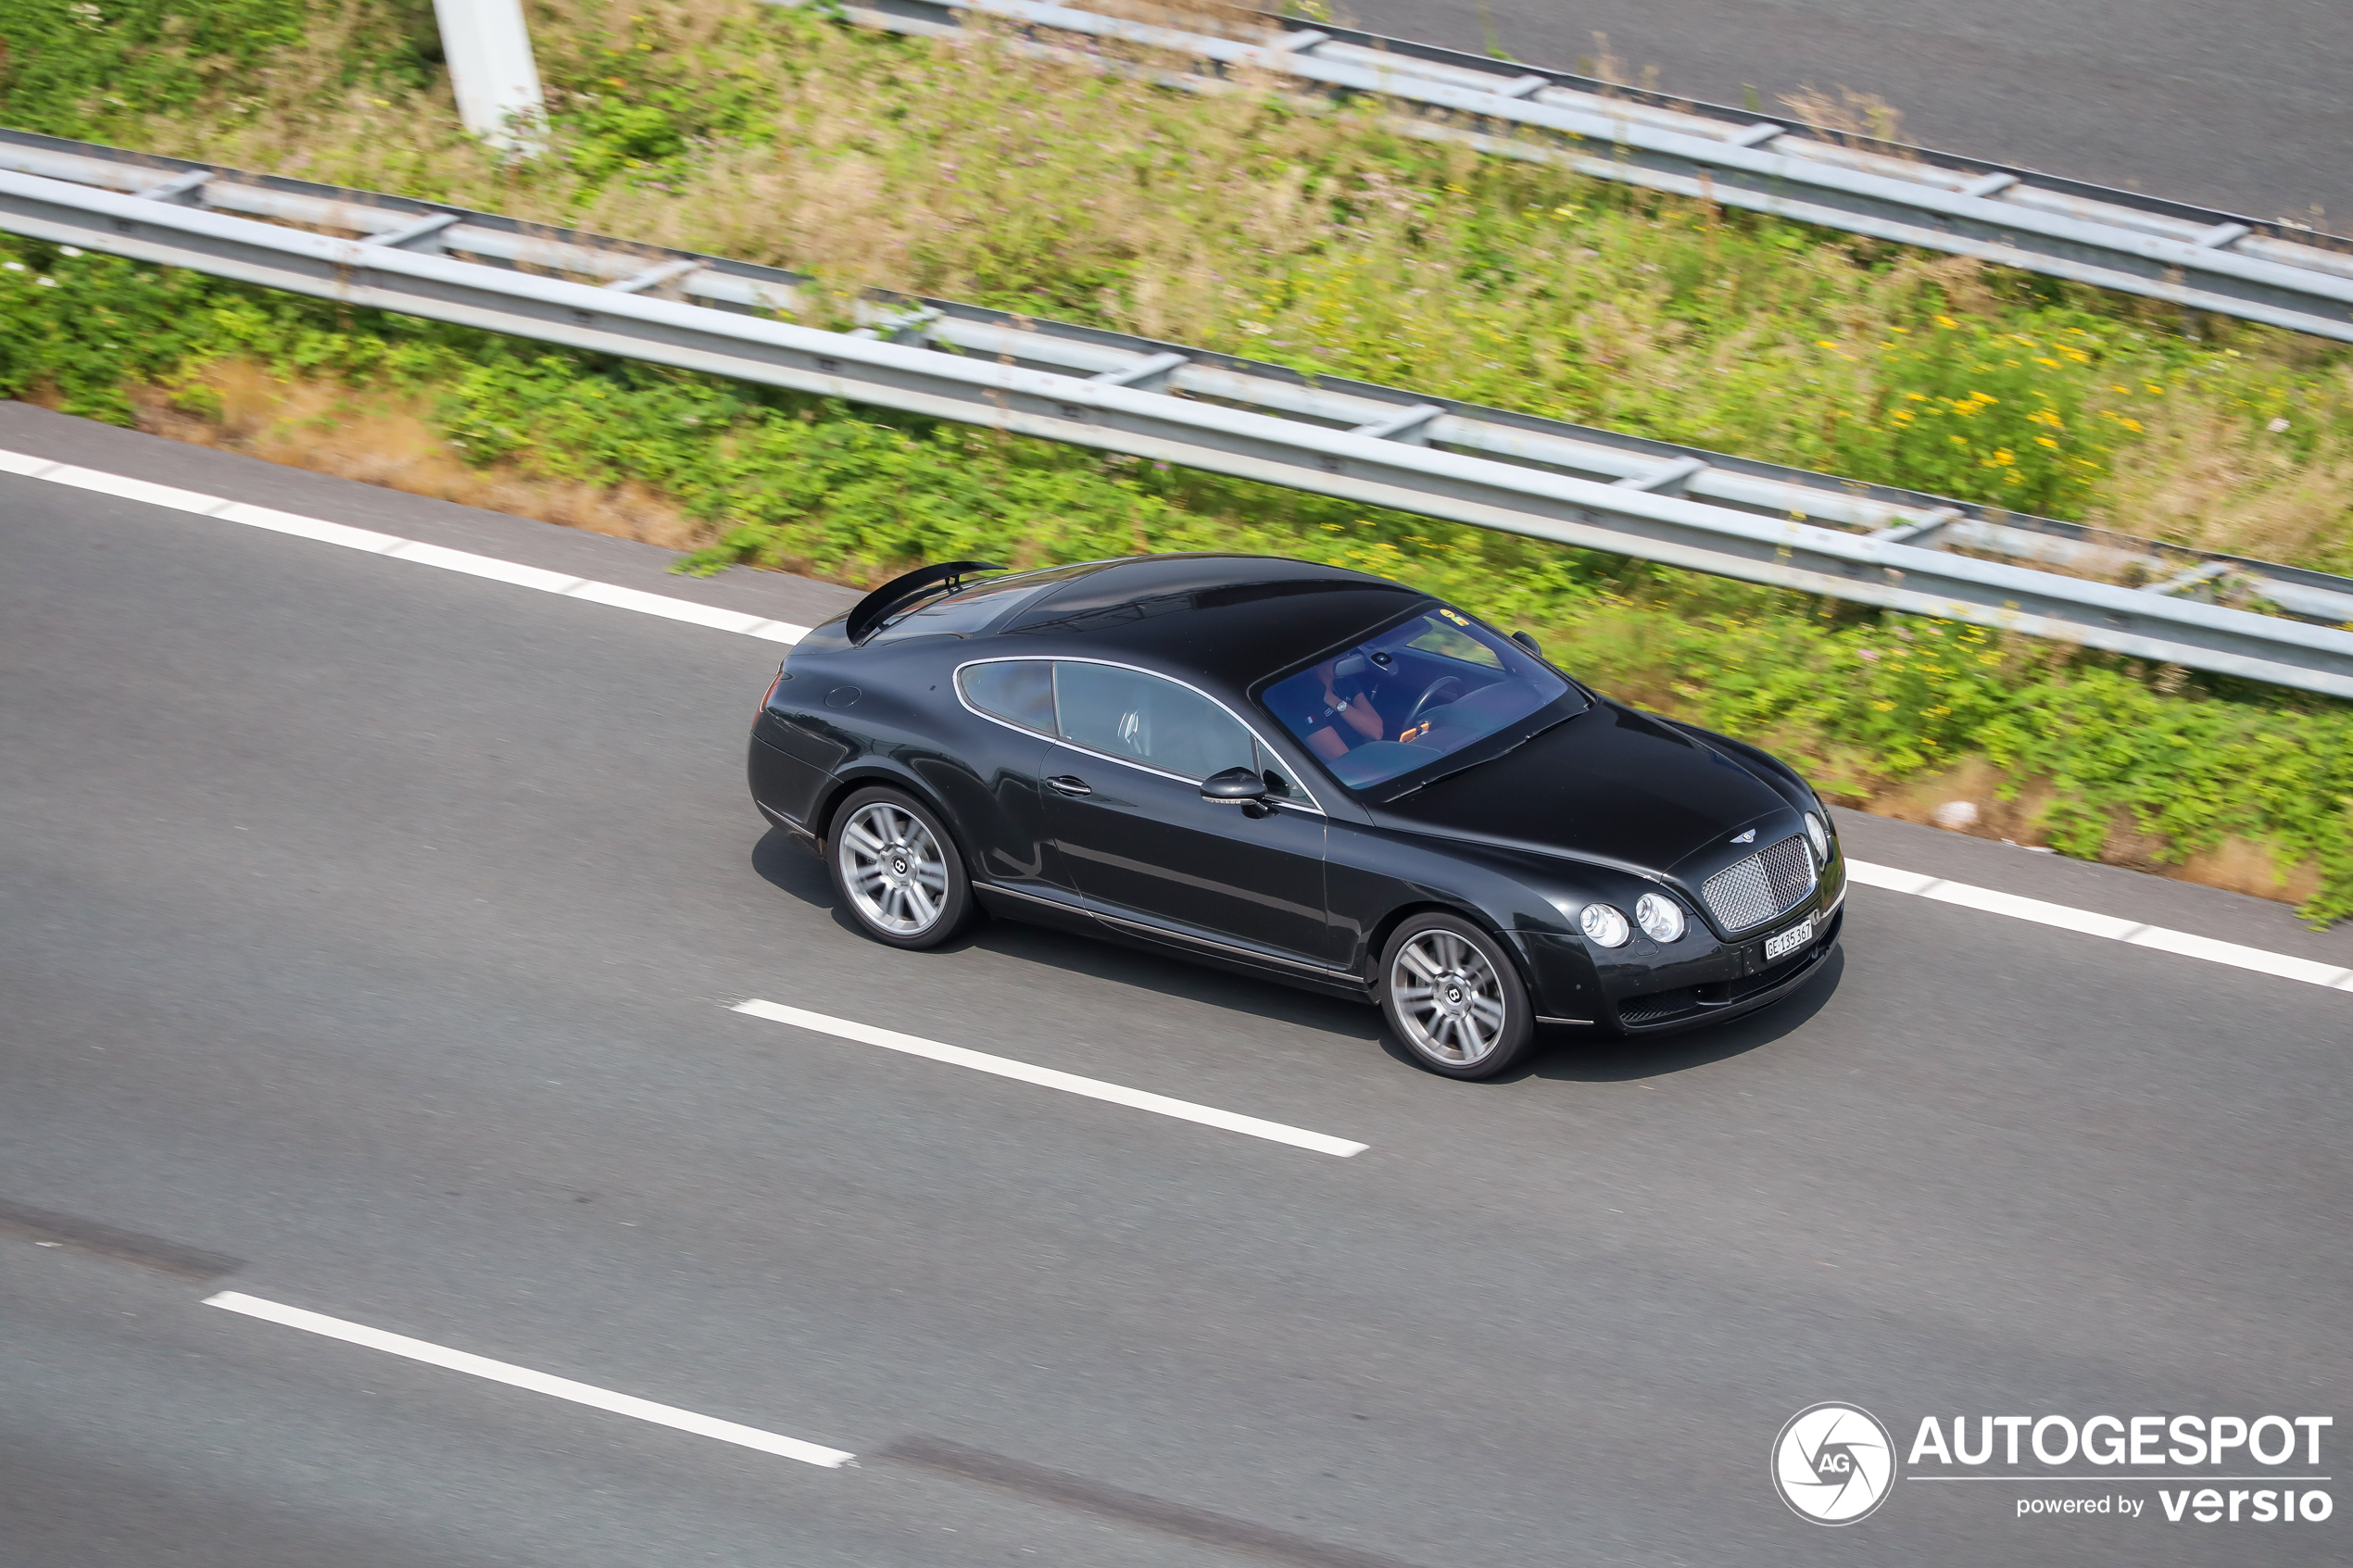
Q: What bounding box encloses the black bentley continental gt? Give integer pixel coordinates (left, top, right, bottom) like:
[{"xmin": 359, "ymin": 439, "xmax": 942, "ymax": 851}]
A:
[{"xmin": 749, "ymin": 553, "xmax": 1843, "ymax": 1078}]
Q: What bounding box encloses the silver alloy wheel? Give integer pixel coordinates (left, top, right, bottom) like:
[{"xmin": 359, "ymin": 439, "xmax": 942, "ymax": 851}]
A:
[
  {"xmin": 837, "ymin": 801, "xmax": 950, "ymax": 936},
  {"xmin": 1390, "ymin": 929, "xmax": 1509, "ymax": 1067}
]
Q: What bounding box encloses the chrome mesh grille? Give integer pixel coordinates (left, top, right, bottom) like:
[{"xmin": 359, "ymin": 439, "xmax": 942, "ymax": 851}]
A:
[{"xmin": 1701, "ymin": 834, "xmax": 1817, "ymax": 931}]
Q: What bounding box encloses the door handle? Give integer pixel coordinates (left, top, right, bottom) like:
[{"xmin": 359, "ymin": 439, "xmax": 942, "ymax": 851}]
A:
[{"xmin": 1045, "ymin": 774, "xmax": 1092, "ymax": 797}]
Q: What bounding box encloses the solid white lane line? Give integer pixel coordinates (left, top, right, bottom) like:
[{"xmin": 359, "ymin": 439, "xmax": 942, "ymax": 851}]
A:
[
  {"xmin": 0, "ymin": 445, "xmax": 810, "ymax": 644},
  {"xmin": 9, "ymin": 442, "xmax": 2346, "ymax": 999},
  {"xmin": 1845, "ymin": 859, "xmax": 2353, "ymax": 992},
  {"xmin": 202, "ymin": 1291, "xmax": 855, "ymax": 1467},
  {"xmin": 733, "ymin": 999, "xmax": 1370, "ymax": 1157}
]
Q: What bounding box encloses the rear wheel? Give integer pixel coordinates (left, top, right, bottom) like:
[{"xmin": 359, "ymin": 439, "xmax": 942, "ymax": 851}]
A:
[
  {"xmin": 827, "ymin": 786, "xmax": 976, "ymax": 950},
  {"xmin": 1378, "ymin": 913, "xmax": 1536, "ymax": 1080}
]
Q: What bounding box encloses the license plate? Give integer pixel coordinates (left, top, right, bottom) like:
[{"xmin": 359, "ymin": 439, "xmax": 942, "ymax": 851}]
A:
[{"xmin": 1765, "ymin": 915, "xmax": 1814, "ymax": 962}]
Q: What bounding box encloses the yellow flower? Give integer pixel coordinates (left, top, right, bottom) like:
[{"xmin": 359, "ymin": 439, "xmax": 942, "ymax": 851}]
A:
[{"xmin": 1935, "ymin": 314, "xmax": 1959, "ymax": 328}]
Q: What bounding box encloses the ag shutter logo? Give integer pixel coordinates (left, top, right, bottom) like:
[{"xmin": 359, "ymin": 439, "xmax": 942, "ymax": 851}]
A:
[{"xmin": 1773, "ymin": 1403, "xmax": 1897, "ymax": 1524}]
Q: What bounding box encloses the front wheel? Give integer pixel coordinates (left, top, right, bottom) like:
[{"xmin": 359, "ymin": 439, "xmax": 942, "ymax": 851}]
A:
[
  {"xmin": 1378, "ymin": 913, "xmax": 1537, "ymax": 1080},
  {"xmin": 826, "ymin": 786, "xmax": 977, "ymax": 950}
]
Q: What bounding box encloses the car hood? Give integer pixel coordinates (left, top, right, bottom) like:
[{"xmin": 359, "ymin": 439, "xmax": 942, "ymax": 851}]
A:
[{"xmin": 1368, "ymin": 701, "xmax": 1795, "ymax": 876}]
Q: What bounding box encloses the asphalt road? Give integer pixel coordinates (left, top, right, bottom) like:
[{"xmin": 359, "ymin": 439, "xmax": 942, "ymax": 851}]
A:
[
  {"xmin": 5, "ymin": 402, "xmax": 2350, "ymax": 1566},
  {"xmin": 1331, "ymin": 0, "xmax": 2353, "ymax": 230}
]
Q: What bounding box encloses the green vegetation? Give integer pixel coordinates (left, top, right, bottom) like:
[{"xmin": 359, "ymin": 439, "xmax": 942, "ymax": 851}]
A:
[
  {"xmin": 0, "ymin": 0, "xmax": 419, "ymax": 136},
  {"xmin": 2, "ymin": 0, "xmax": 2350, "ymax": 918}
]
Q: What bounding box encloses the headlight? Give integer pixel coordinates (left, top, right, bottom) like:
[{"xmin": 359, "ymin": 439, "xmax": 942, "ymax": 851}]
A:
[
  {"xmin": 1634, "ymin": 893, "xmax": 1685, "ymax": 944},
  {"xmin": 1579, "ymin": 902, "xmax": 1630, "ymax": 948},
  {"xmin": 1803, "ymin": 811, "xmax": 1830, "ymax": 864}
]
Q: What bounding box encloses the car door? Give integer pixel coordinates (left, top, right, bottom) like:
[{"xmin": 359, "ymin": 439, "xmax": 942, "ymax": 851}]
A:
[{"xmin": 1038, "ymin": 660, "xmax": 1336, "ymax": 969}]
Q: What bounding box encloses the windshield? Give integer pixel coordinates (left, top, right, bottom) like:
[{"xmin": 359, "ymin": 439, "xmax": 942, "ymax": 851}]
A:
[{"xmin": 1260, "ymin": 606, "xmax": 1574, "ymax": 790}]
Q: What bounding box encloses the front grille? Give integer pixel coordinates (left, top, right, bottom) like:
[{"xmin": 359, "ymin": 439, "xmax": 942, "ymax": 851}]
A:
[{"xmin": 1701, "ymin": 834, "xmax": 1817, "ymax": 932}]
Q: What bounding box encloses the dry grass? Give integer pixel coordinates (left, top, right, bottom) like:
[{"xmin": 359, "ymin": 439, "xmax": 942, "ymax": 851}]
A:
[
  {"xmin": 2179, "ymin": 835, "xmax": 2324, "ymax": 904},
  {"xmin": 1776, "ymin": 85, "xmax": 1909, "ymax": 150},
  {"xmin": 121, "ymin": 360, "xmax": 711, "ymax": 548},
  {"xmin": 1069, "ymin": 0, "xmax": 1272, "ymax": 41},
  {"xmin": 2090, "ymin": 378, "xmax": 2353, "ymax": 571},
  {"xmin": 1861, "ymin": 756, "xmax": 2324, "ymax": 905}
]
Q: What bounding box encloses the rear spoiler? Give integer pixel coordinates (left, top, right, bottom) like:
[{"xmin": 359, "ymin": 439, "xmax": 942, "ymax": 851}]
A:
[{"xmin": 841, "ymin": 560, "xmax": 1003, "ymax": 645}]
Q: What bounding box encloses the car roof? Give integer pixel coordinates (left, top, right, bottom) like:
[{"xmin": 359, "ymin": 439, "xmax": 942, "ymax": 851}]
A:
[{"xmin": 985, "ymin": 554, "xmax": 1428, "ymax": 688}]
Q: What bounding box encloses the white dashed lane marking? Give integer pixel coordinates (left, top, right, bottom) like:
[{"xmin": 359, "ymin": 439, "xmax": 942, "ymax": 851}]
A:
[
  {"xmin": 734, "ymin": 1000, "xmax": 1371, "ymax": 1157},
  {"xmin": 0, "ymin": 447, "xmax": 809, "ymax": 643},
  {"xmin": 204, "ymin": 1292, "xmax": 855, "ymax": 1466},
  {"xmin": 1845, "ymin": 860, "xmax": 2353, "ymax": 992}
]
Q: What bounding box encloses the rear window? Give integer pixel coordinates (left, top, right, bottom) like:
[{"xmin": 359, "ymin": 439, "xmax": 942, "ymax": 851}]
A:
[{"xmin": 1260, "ymin": 607, "xmax": 1573, "ymax": 790}]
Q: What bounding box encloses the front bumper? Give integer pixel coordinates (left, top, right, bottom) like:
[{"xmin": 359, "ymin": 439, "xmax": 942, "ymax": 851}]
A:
[
  {"xmin": 1605, "ymin": 903, "xmax": 1843, "ymax": 1034},
  {"xmin": 1512, "ymin": 861, "xmax": 1845, "ymax": 1035}
]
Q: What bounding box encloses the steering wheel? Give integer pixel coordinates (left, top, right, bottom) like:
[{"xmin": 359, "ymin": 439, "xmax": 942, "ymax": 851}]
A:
[{"xmin": 1406, "ymin": 676, "xmax": 1468, "ymax": 728}]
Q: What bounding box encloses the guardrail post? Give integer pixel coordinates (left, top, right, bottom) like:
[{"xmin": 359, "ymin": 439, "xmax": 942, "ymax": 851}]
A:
[{"xmin": 432, "ymin": 0, "xmax": 548, "ymax": 156}]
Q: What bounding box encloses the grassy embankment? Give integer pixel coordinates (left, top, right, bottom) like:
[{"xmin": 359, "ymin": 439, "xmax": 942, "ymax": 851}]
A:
[{"xmin": 3, "ymin": 0, "xmax": 2352, "ymax": 919}]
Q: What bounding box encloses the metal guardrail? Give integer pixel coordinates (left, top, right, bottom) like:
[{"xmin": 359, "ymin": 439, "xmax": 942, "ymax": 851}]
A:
[
  {"xmin": 2, "ymin": 132, "xmax": 2350, "ymax": 698},
  {"xmin": 800, "ymin": 0, "xmax": 2353, "ymax": 345}
]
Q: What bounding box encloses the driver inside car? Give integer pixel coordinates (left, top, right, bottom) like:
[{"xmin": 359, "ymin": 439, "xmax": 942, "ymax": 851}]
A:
[{"xmin": 1290, "ymin": 652, "xmax": 1390, "ymax": 759}]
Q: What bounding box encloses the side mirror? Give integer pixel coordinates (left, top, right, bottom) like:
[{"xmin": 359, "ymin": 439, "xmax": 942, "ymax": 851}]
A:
[
  {"xmin": 1510, "ymin": 630, "xmax": 1544, "ymax": 659},
  {"xmin": 1201, "ymin": 766, "xmax": 1268, "ymax": 805}
]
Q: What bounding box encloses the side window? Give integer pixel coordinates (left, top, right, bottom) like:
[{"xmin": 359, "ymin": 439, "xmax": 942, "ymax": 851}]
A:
[
  {"xmin": 957, "ymin": 660, "xmax": 1056, "ymax": 734},
  {"xmin": 1053, "ymin": 663, "xmax": 1257, "ymax": 782}
]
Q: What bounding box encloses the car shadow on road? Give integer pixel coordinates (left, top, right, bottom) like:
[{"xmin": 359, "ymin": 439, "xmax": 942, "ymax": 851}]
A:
[
  {"xmin": 971, "ymin": 920, "xmax": 1395, "ymax": 1043},
  {"xmin": 750, "ymin": 827, "xmax": 1389, "ymax": 1042},
  {"xmin": 752, "ymin": 823, "xmax": 860, "ymax": 931},
  {"xmin": 754, "ymin": 828, "xmax": 1844, "ymax": 1079}
]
